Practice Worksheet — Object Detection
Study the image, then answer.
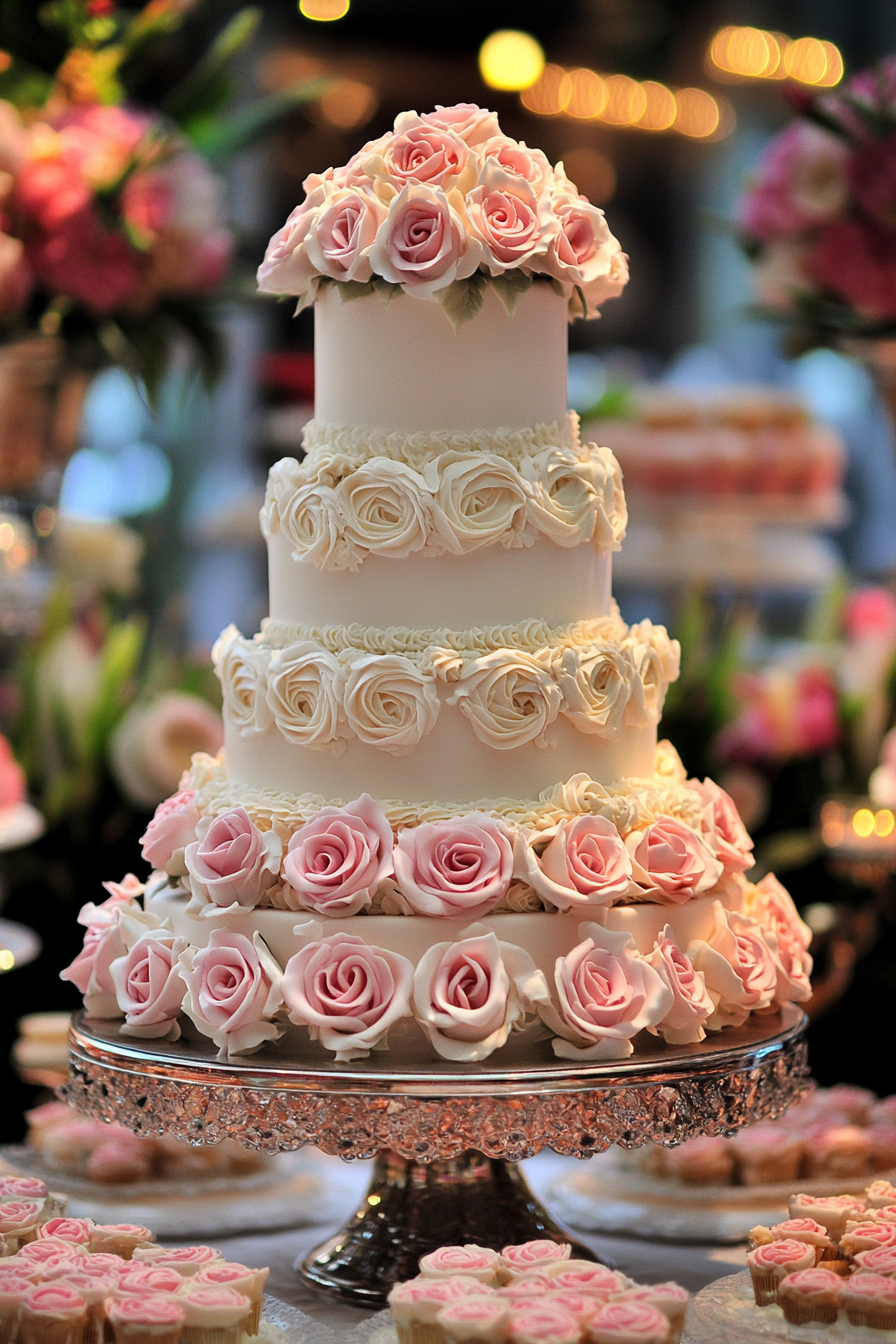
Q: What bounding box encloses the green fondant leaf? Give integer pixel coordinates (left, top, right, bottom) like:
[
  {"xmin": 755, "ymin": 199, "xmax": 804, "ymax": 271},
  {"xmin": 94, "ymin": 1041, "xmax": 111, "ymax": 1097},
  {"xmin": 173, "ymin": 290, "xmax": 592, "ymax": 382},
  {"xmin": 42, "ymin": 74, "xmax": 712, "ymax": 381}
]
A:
[
  {"xmin": 490, "ymin": 268, "xmax": 533, "ymax": 317},
  {"xmin": 337, "ymin": 279, "xmax": 378, "ymax": 303},
  {"xmin": 437, "ymin": 274, "xmax": 487, "ymax": 331}
]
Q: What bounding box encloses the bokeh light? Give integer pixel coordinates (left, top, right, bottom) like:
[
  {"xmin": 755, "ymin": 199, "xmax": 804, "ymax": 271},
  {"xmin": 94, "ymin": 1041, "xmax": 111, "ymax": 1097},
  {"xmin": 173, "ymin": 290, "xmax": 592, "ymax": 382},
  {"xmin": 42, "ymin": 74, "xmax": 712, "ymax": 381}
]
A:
[
  {"xmin": 673, "ymin": 87, "xmax": 721, "ymax": 138},
  {"xmin": 521, "ymin": 64, "xmax": 572, "ymax": 116},
  {"xmin": 709, "ymin": 25, "xmax": 843, "ymax": 87},
  {"xmin": 601, "ymin": 74, "xmax": 648, "ymax": 126},
  {"xmin": 853, "ymin": 808, "xmax": 875, "ymax": 839},
  {"xmin": 522, "ymin": 65, "xmax": 730, "ymax": 139},
  {"xmin": 566, "ymin": 68, "xmax": 607, "ymax": 120},
  {"xmin": 298, "ymin": 0, "xmax": 349, "ymax": 20},
  {"xmin": 318, "ymin": 79, "xmax": 378, "ymax": 129},
  {"xmin": 637, "ymin": 81, "xmax": 677, "ymax": 131},
  {"xmin": 479, "ymin": 30, "xmax": 545, "ymax": 92}
]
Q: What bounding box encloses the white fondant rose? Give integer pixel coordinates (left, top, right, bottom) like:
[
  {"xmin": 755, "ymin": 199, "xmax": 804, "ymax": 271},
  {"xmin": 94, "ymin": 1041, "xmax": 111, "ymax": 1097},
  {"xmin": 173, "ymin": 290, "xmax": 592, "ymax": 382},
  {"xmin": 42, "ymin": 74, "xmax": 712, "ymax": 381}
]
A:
[
  {"xmin": 412, "ymin": 925, "xmax": 544, "ymax": 1061},
  {"xmin": 448, "ymin": 650, "xmax": 561, "ymax": 750},
  {"xmin": 690, "ymin": 777, "xmax": 754, "ymax": 873},
  {"xmin": 179, "ymin": 929, "xmax": 284, "ymax": 1058},
  {"xmin": 336, "ymin": 459, "xmax": 433, "ymax": 560},
  {"xmin": 514, "ymin": 815, "xmax": 633, "ymax": 910},
  {"xmin": 429, "ymin": 452, "xmax": 530, "ymax": 553},
  {"xmin": 303, "ymin": 185, "xmax": 386, "ymax": 283},
  {"xmin": 212, "ymin": 627, "xmax": 271, "ymax": 739},
  {"xmin": 342, "ymin": 653, "xmax": 440, "ymax": 755},
  {"xmin": 688, "ymin": 903, "xmax": 778, "ymax": 1030},
  {"xmin": 627, "ymin": 817, "xmax": 723, "ymax": 903},
  {"xmin": 184, "ymin": 807, "xmax": 282, "ymax": 913},
  {"xmin": 266, "ymin": 642, "xmax": 347, "ymax": 754},
  {"xmin": 466, "ymin": 171, "xmax": 552, "ymax": 274},
  {"xmin": 393, "ymin": 814, "xmax": 513, "ymax": 918},
  {"xmin": 110, "ymin": 930, "xmax": 187, "ymax": 1040},
  {"xmin": 282, "ymin": 923, "xmax": 413, "ymax": 1062},
  {"xmin": 368, "ymin": 183, "xmax": 482, "ymax": 298},
  {"xmin": 540, "ymin": 924, "xmax": 672, "ymax": 1061},
  {"xmin": 273, "ymin": 475, "xmax": 358, "ymax": 572},
  {"xmin": 283, "ymin": 793, "xmax": 394, "ymax": 916},
  {"xmin": 646, "ymin": 926, "xmax": 715, "ymax": 1046},
  {"xmin": 556, "ymin": 644, "xmax": 633, "ymax": 737},
  {"xmin": 140, "ymin": 788, "xmax": 200, "ymax": 876},
  {"xmin": 747, "ymin": 873, "xmax": 812, "ymax": 1005}
]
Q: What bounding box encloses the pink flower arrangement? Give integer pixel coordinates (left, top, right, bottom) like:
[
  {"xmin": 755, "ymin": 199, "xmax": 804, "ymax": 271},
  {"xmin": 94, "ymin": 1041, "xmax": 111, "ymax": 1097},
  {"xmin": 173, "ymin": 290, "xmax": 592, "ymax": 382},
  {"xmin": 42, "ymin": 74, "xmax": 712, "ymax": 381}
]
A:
[
  {"xmin": 258, "ymin": 104, "xmax": 627, "ymax": 324},
  {"xmin": 738, "ymin": 58, "xmax": 896, "ymax": 333},
  {"xmin": 716, "ymin": 663, "xmax": 841, "ymax": 764},
  {"xmin": 59, "ymin": 875, "xmax": 145, "ymax": 1017}
]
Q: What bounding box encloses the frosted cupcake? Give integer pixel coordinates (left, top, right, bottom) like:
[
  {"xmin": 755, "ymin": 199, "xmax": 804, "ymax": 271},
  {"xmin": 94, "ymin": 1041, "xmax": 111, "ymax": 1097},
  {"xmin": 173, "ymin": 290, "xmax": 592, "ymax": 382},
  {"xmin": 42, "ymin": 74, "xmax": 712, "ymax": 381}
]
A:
[
  {"xmin": 542, "ymin": 1268, "xmax": 629, "ymax": 1295},
  {"xmin": 436, "ymin": 1298, "xmax": 510, "ymax": 1343},
  {"xmin": 496, "ymin": 1279, "xmax": 554, "ymax": 1301},
  {"xmin": 19, "ymin": 1283, "xmax": 88, "ymax": 1344},
  {"xmin": 179, "ymin": 1286, "xmax": 250, "ymax": 1344},
  {"xmin": 107, "ymin": 1295, "xmax": 186, "ymax": 1344},
  {"xmin": 729, "ymin": 1126, "xmax": 802, "ymax": 1186},
  {"xmin": 132, "ymin": 1249, "xmax": 222, "ymax": 1277},
  {"xmin": 841, "ymin": 1220, "xmax": 896, "ymax": 1260},
  {"xmin": 853, "ymin": 1244, "xmax": 896, "ymax": 1276},
  {"xmin": 0, "ymin": 1202, "xmax": 45, "ymax": 1252},
  {"xmin": 867, "ymin": 1180, "xmax": 896, "ymax": 1208},
  {"xmin": 787, "ymin": 1193, "xmax": 865, "ymax": 1241},
  {"xmin": 18, "ymin": 1239, "xmax": 88, "ymax": 1266},
  {"xmin": 508, "ymin": 1303, "xmax": 580, "ymax": 1344},
  {"xmin": 499, "ymin": 1245, "xmax": 571, "ymax": 1283},
  {"xmin": 37, "ymin": 1220, "xmax": 95, "ymax": 1249},
  {"xmin": 54, "ymin": 1270, "xmax": 116, "ymax": 1344},
  {"xmin": 776, "ymin": 1268, "xmax": 841, "ymax": 1326},
  {"xmin": 746, "ymin": 1240, "xmax": 814, "ymax": 1305},
  {"xmin": 839, "ymin": 1272, "xmax": 896, "ymax": 1330},
  {"xmin": 610, "ymin": 1285, "xmax": 688, "ymax": 1343},
  {"xmin": 867, "ymin": 1124, "xmax": 896, "ymax": 1171},
  {"xmin": 0, "ymin": 1270, "xmax": 33, "ymax": 1344},
  {"xmin": 419, "ymin": 1248, "xmax": 501, "ymax": 1287},
  {"xmin": 193, "ymin": 1263, "xmax": 269, "ymax": 1335},
  {"xmin": 388, "ymin": 1277, "xmax": 493, "ymax": 1344},
  {"xmin": 663, "ymin": 1138, "xmax": 733, "ymax": 1186},
  {"xmin": 802, "ymin": 1124, "xmax": 870, "ymax": 1178},
  {"xmin": 89, "ymin": 1225, "xmax": 155, "ymax": 1260},
  {"xmin": 584, "ymin": 1301, "xmax": 669, "ymax": 1343},
  {"xmin": 756, "ymin": 1218, "xmax": 837, "ymax": 1265},
  {"xmin": 0, "ymin": 1180, "xmax": 49, "ymax": 1202},
  {"xmin": 547, "ymin": 1291, "xmax": 611, "ymax": 1324},
  {"xmin": 114, "ymin": 1266, "xmax": 185, "ymax": 1299}
]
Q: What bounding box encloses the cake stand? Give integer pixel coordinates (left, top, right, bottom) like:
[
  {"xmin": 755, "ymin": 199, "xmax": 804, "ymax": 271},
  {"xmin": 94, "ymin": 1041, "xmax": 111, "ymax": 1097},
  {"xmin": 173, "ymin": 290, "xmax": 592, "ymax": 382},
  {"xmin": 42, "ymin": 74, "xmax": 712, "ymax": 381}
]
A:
[{"xmin": 63, "ymin": 1006, "xmax": 809, "ymax": 1307}]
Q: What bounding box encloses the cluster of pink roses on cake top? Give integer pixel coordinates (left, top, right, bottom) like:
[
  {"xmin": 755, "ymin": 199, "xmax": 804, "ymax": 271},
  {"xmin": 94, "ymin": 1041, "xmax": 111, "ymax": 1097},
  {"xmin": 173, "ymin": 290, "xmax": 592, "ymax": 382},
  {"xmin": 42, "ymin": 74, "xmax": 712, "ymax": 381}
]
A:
[
  {"xmin": 257, "ymin": 103, "xmax": 628, "ymax": 323},
  {"xmin": 739, "ymin": 56, "xmax": 896, "ymax": 330},
  {"xmin": 0, "ymin": 101, "xmax": 230, "ymax": 319},
  {"xmin": 61, "ymin": 777, "xmax": 812, "ymax": 1064}
]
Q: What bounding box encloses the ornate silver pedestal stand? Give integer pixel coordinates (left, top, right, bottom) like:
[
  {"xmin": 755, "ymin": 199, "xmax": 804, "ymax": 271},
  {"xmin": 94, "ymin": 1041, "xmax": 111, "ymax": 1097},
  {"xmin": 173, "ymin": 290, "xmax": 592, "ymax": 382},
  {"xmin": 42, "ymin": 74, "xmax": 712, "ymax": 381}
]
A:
[{"xmin": 64, "ymin": 1006, "xmax": 809, "ymax": 1306}]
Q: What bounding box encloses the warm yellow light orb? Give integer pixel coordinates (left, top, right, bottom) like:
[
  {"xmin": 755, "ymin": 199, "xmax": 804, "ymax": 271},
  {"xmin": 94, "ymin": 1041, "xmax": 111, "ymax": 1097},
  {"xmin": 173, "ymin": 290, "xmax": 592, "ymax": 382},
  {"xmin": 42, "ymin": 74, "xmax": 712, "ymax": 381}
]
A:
[
  {"xmin": 874, "ymin": 809, "xmax": 895, "ymax": 838},
  {"xmin": 299, "ymin": 0, "xmax": 349, "ymax": 21},
  {"xmin": 853, "ymin": 808, "xmax": 875, "ymax": 838},
  {"xmin": 479, "ymin": 30, "xmax": 545, "ymax": 92}
]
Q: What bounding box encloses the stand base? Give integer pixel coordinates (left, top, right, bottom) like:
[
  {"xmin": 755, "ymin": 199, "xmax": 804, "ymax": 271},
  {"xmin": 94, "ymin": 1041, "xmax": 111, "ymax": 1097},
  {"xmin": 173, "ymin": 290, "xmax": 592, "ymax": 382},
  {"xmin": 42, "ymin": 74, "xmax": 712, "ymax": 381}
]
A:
[{"xmin": 300, "ymin": 1150, "xmax": 598, "ymax": 1306}]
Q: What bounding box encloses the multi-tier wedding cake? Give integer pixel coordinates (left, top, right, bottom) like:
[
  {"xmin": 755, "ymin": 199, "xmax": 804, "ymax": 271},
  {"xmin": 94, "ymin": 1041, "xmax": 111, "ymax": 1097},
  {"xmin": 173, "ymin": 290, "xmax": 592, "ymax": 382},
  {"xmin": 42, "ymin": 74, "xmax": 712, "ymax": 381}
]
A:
[{"xmin": 63, "ymin": 104, "xmax": 812, "ymax": 1067}]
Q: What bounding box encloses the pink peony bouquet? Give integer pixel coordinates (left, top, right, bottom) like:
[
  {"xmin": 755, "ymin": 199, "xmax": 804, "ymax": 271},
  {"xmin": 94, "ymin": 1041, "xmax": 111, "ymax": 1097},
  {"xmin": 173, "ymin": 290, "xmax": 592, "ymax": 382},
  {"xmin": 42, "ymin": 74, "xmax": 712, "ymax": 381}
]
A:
[
  {"xmin": 258, "ymin": 103, "xmax": 629, "ymax": 326},
  {"xmin": 739, "ymin": 56, "xmax": 896, "ymax": 339}
]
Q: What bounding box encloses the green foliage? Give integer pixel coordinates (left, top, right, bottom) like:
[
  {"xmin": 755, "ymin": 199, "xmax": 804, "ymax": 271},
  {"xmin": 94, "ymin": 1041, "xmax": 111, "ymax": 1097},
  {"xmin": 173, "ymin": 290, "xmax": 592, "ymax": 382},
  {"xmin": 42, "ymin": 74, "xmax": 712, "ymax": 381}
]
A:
[
  {"xmin": 437, "ymin": 271, "xmax": 487, "ymax": 331},
  {"xmin": 491, "ymin": 268, "xmax": 532, "ymax": 318},
  {"xmin": 161, "ymin": 7, "xmax": 261, "ymax": 129},
  {"xmin": 189, "ymin": 77, "xmax": 330, "ymax": 162}
]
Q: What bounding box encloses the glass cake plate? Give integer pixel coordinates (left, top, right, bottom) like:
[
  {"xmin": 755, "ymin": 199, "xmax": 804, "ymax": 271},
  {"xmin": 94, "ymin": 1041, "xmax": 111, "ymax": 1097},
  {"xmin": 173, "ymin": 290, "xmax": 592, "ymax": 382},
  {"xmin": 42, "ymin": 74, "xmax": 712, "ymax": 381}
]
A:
[
  {"xmin": 259, "ymin": 1295, "xmax": 336, "ymax": 1344},
  {"xmin": 682, "ymin": 1271, "xmax": 889, "ymax": 1344}
]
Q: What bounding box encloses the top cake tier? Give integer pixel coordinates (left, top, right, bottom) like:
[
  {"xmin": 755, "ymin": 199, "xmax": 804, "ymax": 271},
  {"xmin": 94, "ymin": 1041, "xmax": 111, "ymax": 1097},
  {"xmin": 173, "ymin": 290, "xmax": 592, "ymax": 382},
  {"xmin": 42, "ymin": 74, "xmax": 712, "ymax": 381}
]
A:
[{"xmin": 314, "ymin": 282, "xmax": 568, "ymax": 434}]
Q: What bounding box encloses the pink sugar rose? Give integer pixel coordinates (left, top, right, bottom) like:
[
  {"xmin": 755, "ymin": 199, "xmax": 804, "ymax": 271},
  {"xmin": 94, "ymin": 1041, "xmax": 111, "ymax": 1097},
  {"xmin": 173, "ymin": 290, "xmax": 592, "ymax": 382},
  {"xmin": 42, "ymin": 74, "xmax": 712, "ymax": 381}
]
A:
[
  {"xmin": 541, "ymin": 924, "xmax": 672, "ymax": 1061},
  {"xmin": 513, "ymin": 815, "xmax": 633, "ymax": 910},
  {"xmin": 477, "ymin": 136, "xmax": 554, "ymax": 195},
  {"xmin": 538, "ymin": 189, "xmax": 626, "ymax": 311},
  {"xmin": 416, "ymin": 104, "xmax": 501, "ymax": 147},
  {"xmin": 184, "ymin": 807, "xmax": 282, "ymax": 914},
  {"xmin": 380, "ymin": 124, "xmax": 476, "ymax": 193},
  {"xmin": 60, "ymin": 920, "xmax": 127, "ymax": 1019},
  {"xmin": 393, "ymin": 814, "xmax": 513, "ymax": 918},
  {"xmin": 255, "ymin": 172, "xmax": 334, "ymax": 304},
  {"xmin": 109, "ymin": 931, "xmax": 187, "ymax": 1040},
  {"xmin": 466, "ymin": 172, "xmax": 552, "ymax": 274},
  {"xmin": 628, "ymin": 817, "xmax": 723, "ymax": 903},
  {"xmin": 690, "ymin": 777, "xmax": 754, "ymax": 873},
  {"xmin": 412, "ymin": 925, "xmax": 543, "ymax": 1061},
  {"xmin": 179, "ymin": 928, "xmax": 284, "ymax": 1058},
  {"xmin": 283, "ymin": 794, "xmax": 394, "ymax": 917},
  {"xmin": 367, "ymin": 183, "xmax": 483, "ymax": 299},
  {"xmin": 140, "ymin": 789, "xmax": 200, "ymax": 876},
  {"xmin": 645, "ymin": 926, "xmax": 715, "ymax": 1046},
  {"xmin": 688, "ymin": 902, "xmax": 778, "ymax": 1029},
  {"xmin": 811, "ymin": 216, "xmax": 896, "ymax": 320},
  {"xmin": 304, "ymin": 185, "xmax": 387, "ymax": 283},
  {"xmin": 747, "ymin": 873, "xmax": 812, "ymax": 1006},
  {"xmin": 282, "ymin": 925, "xmax": 413, "ymax": 1061}
]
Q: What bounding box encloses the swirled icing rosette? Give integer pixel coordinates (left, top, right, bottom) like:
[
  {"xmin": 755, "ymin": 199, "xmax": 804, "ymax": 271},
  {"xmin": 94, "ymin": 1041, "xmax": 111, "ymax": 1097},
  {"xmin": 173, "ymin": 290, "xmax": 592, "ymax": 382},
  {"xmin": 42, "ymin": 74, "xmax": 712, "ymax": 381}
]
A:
[
  {"xmin": 583, "ymin": 1301, "xmax": 670, "ymax": 1343},
  {"xmin": 508, "ymin": 1302, "xmax": 580, "ymax": 1344},
  {"xmin": 387, "ymin": 1275, "xmax": 494, "ymax": 1329},
  {"xmin": 283, "ymin": 793, "xmax": 394, "ymax": 916},
  {"xmin": 419, "ymin": 1246, "xmax": 501, "ymax": 1285},
  {"xmin": 115, "ymin": 1264, "xmax": 185, "ymax": 1296},
  {"xmin": 499, "ymin": 1241, "xmax": 571, "ymax": 1280},
  {"xmin": 394, "ymin": 815, "xmax": 514, "ymax": 918},
  {"xmin": 513, "ymin": 816, "xmax": 633, "ymax": 911},
  {"xmin": 436, "ymin": 1296, "xmax": 510, "ymax": 1343}
]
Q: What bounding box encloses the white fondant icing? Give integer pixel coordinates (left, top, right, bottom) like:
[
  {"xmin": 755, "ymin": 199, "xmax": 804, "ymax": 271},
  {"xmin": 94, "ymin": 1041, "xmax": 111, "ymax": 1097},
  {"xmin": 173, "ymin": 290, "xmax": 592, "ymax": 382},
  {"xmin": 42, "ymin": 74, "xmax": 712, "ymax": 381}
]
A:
[
  {"xmin": 313, "ymin": 285, "xmax": 569, "ymax": 433},
  {"xmin": 268, "ymin": 532, "xmax": 613, "ymax": 627}
]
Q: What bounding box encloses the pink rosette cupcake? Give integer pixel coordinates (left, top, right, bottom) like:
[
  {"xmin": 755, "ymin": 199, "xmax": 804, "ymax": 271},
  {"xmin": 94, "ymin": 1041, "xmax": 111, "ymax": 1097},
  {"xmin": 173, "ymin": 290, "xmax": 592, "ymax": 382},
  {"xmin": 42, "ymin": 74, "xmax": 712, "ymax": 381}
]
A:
[
  {"xmin": 543, "ymin": 1267, "xmax": 627, "ymax": 1295},
  {"xmin": 729, "ymin": 1126, "xmax": 802, "ymax": 1185},
  {"xmin": 867, "ymin": 1179, "xmax": 896, "ymax": 1208},
  {"xmin": 54, "ymin": 1271, "xmax": 116, "ymax": 1344},
  {"xmin": 496, "ymin": 1279, "xmax": 553, "ymax": 1301},
  {"xmin": 746, "ymin": 1239, "xmax": 814, "ymax": 1306},
  {"xmin": 436, "ymin": 1297, "xmax": 510, "ymax": 1343},
  {"xmin": 419, "ymin": 1247, "xmax": 500, "ymax": 1287},
  {"xmin": 41, "ymin": 1255, "xmax": 103, "ymax": 1281},
  {"xmin": 179, "ymin": 1286, "xmax": 250, "ymax": 1344},
  {"xmin": 37, "ymin": 1220, "xmax": 95, "ymax": 1248},
  {"xmin": 764, "ymin": 1218, "xmax": 837, "ymax": 1265},
  {"xmin": 114, "ymin": 1266, "xmax": 185, "ymax": 1299},
  {"xmin": 132, "ymin": 1248, "xmax": 222, "ymax": 1277},
  {"xmin": 0, "ymin": 1179, "xmax": 49, "ymax": 1202},
  {"xmin": 663, "ymin": 1137, "xmax": 733, "ymax": 1186},
  {"xmin": 86, "ymin": 1142, "xmax": 153, "ymax": 1185},
  {"xmin": 584, "ymin": 1301, "xmax": 670, "ymax": 1343},
  {"xmin": 776, "ymin": 1268, "xmax": 841, "ymax": 1326},
  {"xmin": 388, "ymin": 1276, "xmax": 493, "ymax": 1344},
  {"xmin": 788, "ymin": 1193, "xmax": 866, "ymax": 1241},
  {"xmin": 106, "ymin": 1295, "xmax": 186, "ymax": 1344},
  {"xmin": 802, "ymin": 1123, "xmax": 870, "ymax": 1178},
  {"xmin": 89, "ymin": 1225, "xmax": 155, "ymax": 1261},
  {"xmin": 547, "ymin": 1292, "xmax": 611, "ymax": 1324},
  {"xmin": 508, "ymin": 1303, "xmax": 580, "ymax": 1344},
  {"xmin": 19, "ymin": 1283, "xmax": 87, "ymax": 1344},
  {"xmin": 499, "ymin": 1243, "xmax": 571, "ymax": 1283},
  {"xmin": 867, "ymin": 1124, "xmax": 896, "ymax": 1171},
  {"xmin": 193, "ymin": 1264, "xmax": 269, "ymax": 1335},
  {"xmin": 0, "ymin": 1201, "xmax": 45, "ymax": 1252},
  {"xmin": 610, "ymin": 1285, "xmax": 688, "ymax": 1343},
  {"xmin": 83, "ymin": 1254, "xmax": 129, "ymax": 1276},
  {"xmin": 839, "ymin": 1272, "xmax": 896, "ymax": 1330},
  {"xmin": 822, "ymin": 1084, "xmax": 875, "ymax": 1123},
  {"xmin": 854, "ymin": 1244, "xmax": 896, "ymax": 1276},
  {"xmin": 0, "ymin": 1271, "xmax": 33, "ymax": 1344},
  {"xmin": 18, "ymin": 1239, "xmax": 88, "ymax": 1266},
  {"xmin": 842, "ymin": 1220, "xmax": 896, "ymax": 1259}
]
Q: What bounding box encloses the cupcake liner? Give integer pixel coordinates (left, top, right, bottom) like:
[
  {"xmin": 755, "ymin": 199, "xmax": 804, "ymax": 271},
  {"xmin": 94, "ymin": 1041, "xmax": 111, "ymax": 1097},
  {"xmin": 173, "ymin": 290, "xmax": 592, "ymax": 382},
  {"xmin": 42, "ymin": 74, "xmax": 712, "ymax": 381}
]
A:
[
  {"xmin": 19, "ymin": 1318, "xmax": 86, "ymax": 1344},
  {"xmin": 747, "ymin": 1270, "xmax": 778, "ymax": 1307},
  {"xmin": 779, "ymin": 1298, "xmax": 838, "ymax": 1326},
  {"xmin": 110, "ymin": 1327, "xmax": 182, "ymax": 1344},
  {"xmin": 245, "ymin": 1301, "xmax": 262, "ymax": 1338},
  {"xmin": 182, "ymin": 1327, "xmax": 244, "ymax": 1344},
  {"xmin": 395, "ymin": 1325, "xmax": 444, "ymax": 1344},
  {"xmin": 844, "ymin": 1305, "xmax": 896, "ymax": 1330},
  {"xmin": 0, "ymin": 1318, "xmax": 18, "ymax": 1344}
]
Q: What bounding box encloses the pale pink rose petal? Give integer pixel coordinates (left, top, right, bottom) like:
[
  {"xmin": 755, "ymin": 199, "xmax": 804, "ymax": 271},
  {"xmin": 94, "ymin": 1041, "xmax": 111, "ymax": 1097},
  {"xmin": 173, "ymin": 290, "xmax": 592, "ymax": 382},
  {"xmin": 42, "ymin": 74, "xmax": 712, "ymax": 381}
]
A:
[
  {"xmin": 514, "ymin": 815, "xmax": 632, "ymax": 910},
  {"xmin": 178, "ymin": 929, "xmax": 284, "ymax": 1057},
  {"xmin": 284, "ymin": 793, "xmax": 394, "ymax": 917},
  {"xmin": 393, "ymin": 814, "xmax": 513, "ymax": 918}
]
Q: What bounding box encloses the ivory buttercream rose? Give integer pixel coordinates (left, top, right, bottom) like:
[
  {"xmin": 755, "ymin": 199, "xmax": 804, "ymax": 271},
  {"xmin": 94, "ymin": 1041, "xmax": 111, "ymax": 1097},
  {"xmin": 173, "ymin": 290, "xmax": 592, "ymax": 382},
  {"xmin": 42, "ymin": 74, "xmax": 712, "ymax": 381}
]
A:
[
  {"xmin": 303, "ymin": 185, "xmax": 386, "ymax": 283},
  {"xmin": 212, "ymin": 627, "xmax": 271, "ymax": 739},
  {"xmin": 179, "ymin": 928, "xmax": 284, "ymax": 1057},
  {"xmin": 265, "ymin": 467, "xmax": 357, "ymax": 572},
  {"xmin": 393, "ymin": 814, "xmax": 513, "ymax": 918},
  {"xmin": 539, "ymin": 923, "xmax": 673, "ymax": 1061},
  {"xmin": 690, "ymin": 777, "xmax": 754, "ymax": 873},
  {"xmin": 336, "ymin": 459, "xmax": 434, "ymax": 560},
  {"xmin": 341, "ymin": 653, "xmax": 440, "ymax": 755},
  {"xmin": 627, "ymin": 817, "xmax": 723, "ymax": 903},
  {"xmin": 109, "ymin": 930, "xmax": 187, "ymax": 1040},
  {"xmin": 514, "ymin": 815, "xmax": 633, "ymax": 910},
  {"xmin": 282, "ymin": 923, "xmax": 413, "ymax": 1061},
  {"xmin": 646, "ymin": 926, "xmax": 715, "ymax": 1046},
  {"xmin": 184, "ymin": 807, "xmax": 282, "ymax": 913},
  {"xmin": 623, "ymin": 621, "xmax": 680, "ymax": 726},
  {"xmin": 429, "ymin": 452, "xmax": 530, "ymax": 552},
  {"xmin": 140, "ymin": 788, "xmax": 200, "ymax": 876},
  {"xmin": 449, "ymin": 650, "xmax": 561, "ymax": 750},
  {"xmin": 283, "ymin": 793, "xmax": 394, "ymax": 916},
  {"xmin": 368, "ymin": 183, "xmax": 482, "ymax": 298},
  {"xmin": 412, "ymin": 925, "xmax": 544, "ymax": 1061},
  {"xmin": 266, "ymin": 642, "xmax": 347, "ymax": 754},
  {"xmin": 688, "ymin": 902, "xmax": 778, "ymax": 1029},
  {"xmin": 522, "ymin": 447, "xmax": 616, "ymax": 549},
  {"xmin": 556, "ymin": 645, "xmax": 633, "ymax": 737}
]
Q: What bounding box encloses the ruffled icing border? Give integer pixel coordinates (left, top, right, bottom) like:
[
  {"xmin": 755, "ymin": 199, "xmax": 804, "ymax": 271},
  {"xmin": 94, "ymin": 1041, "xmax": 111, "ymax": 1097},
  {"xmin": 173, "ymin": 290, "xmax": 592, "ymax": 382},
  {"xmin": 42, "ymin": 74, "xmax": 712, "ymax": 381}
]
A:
[{"xmin": 301, "ymin": 414, "xmax": 577, "ymax": 469}]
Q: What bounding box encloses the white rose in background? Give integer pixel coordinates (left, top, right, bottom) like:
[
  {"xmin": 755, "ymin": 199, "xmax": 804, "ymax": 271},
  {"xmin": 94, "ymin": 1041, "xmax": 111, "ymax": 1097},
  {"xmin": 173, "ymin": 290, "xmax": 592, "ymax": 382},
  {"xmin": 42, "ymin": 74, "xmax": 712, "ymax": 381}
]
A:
[
  {"xmin": 54, "ymin": 516, "xmax": 143, "ymax": 597},
  {"xmin": 342, "ymin": 653, "xmax": 440, "ymax": 755},
  {"xmin": 428, "ymin": 452, "xmax": 530, "ymax": 553},
  {"xmin": 109, "ymin": 692, "xmax": 223, "ymax": 809},
  {"xmin": 213, "ymin": 627, "xmax": 271, "ymax": 738},
  {"xmin": 556, "ymin": 645, "xmax": 633, "ymax": 737},
  {"xmin": 303, "ymin": 185, "xmax": 387, "ymax": 283},
  {"xmin": 514, "ymin": 815, "xmax": 633, "ymax": 909},
  {"xmin": 336, "ymin": 458, "xmax": 433, "ymax": 560},
  {"xmin": 266, "ymin": 642, "xmax": 347, "ymax": 754},
  {"xmin": 449, "ymin": 650, "xmax": 562, "ymax": 749},
  {"xmin": 368, "ymin": 183, "xmax": 482, "ymax": 299}
]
